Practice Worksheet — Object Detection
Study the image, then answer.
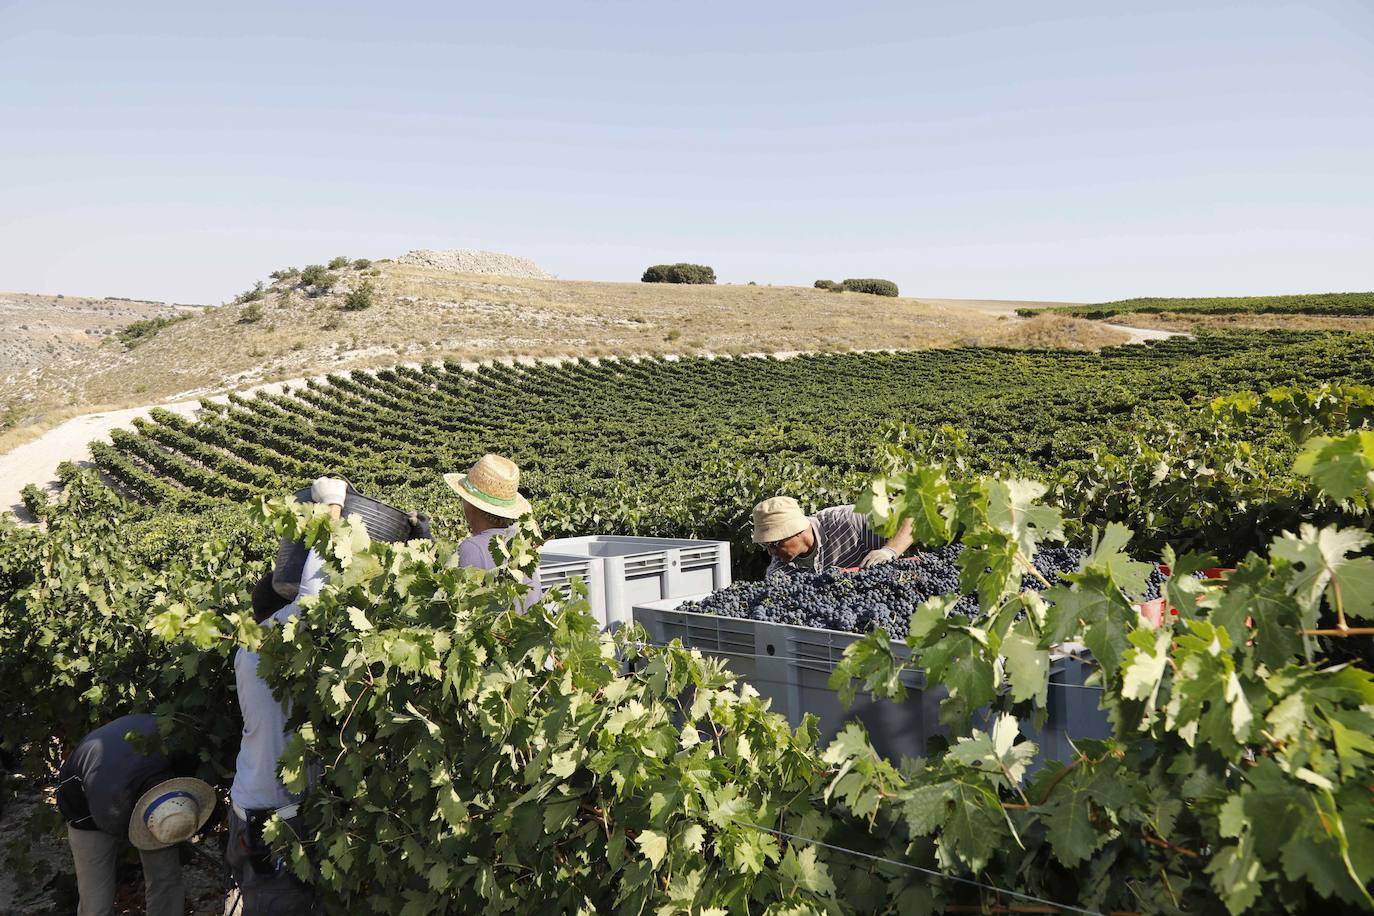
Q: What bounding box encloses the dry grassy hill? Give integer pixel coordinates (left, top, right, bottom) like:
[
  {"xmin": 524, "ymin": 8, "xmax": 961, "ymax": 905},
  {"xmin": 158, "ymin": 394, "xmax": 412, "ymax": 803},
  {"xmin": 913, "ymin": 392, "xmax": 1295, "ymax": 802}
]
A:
[{"xmin": 0, "ymin": 256, "xmax": 1109, "ymax": 450}]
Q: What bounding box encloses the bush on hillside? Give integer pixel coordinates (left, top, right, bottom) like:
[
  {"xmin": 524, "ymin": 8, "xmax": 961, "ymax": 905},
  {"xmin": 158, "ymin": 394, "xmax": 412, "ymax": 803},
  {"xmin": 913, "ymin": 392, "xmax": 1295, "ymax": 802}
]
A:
[
  {"xmin": 117, "ymin": 315, "xmax": 188, "ymax": 349},
  {"xmin": 233, "ymin": 281, "xmax": 265, "ymax": 305},
  {"xmin": 641, "ymin": 263, "xmax": 716, "ymax": 284},
  {"xmin": 351, "ymin": 258, "xmax": 372, "ymax": 270},
  {"xmin": 239, "ymin": 302, "xmax": 264, "ymax": 323},
  {"xmin": 814, "ymin": 279, "xmax": 841, "ymax": 291},
  {"xmin": 341, "ymin": 280, "xmax": 375, "ymax": 312},
  {"xmin": 328, "ymin": 256, "xmax": 351, "ymax": 270},
  {"xmin": 269, "ymin": 267, "xmax": 300, "ymax": 282},
  {"xmin": 298, "ymin": 265, "xmax": 338, "ymax": 294},
  {"xmin": 842, "ymin": 278, "xmax": 899, "ymax": 297}
]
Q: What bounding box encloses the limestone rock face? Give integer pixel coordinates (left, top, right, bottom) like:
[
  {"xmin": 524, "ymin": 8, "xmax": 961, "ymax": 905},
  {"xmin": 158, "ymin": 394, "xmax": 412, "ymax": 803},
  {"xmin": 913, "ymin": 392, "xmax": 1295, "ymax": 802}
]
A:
[{"xmin": 396, "ymin": 249, "xmax": 552, "ymax": 280}]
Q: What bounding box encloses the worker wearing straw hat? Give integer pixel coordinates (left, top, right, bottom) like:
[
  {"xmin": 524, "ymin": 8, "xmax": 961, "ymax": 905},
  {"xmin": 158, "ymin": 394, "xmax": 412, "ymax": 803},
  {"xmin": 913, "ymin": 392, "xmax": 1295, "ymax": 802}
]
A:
[
  {"xmin": 444, "ymin": 454, "xmax": 544, "ymax": 607},
  {"xmin": 753, "ymin": 497, "xmax": 914, "ymax": 575},
  {"xmin": 56, "ymin": 713, "xmax": 215, "ymax": 916}
]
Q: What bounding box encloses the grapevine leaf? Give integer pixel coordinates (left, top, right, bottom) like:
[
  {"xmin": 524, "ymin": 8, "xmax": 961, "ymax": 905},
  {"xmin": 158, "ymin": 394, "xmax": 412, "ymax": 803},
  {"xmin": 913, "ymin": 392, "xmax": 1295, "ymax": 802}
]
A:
[
  {"xmin": 984, "ymin": 478, "xmax": 1064, "ymax": 560},
  {"xmin": 1271, "ymin": 524, "xmax": 1374, "ymax": 622},
  {"xmin": 900, "ymin": 783, "xmax": 952, "ymax": 836},
  {"xmin": 636, "ymin": 829, "xmax": 668, "ymax": 869},
  {"xmin": 1294, "ymin": 431, "xmax": 1374, "ymax": 502},
  {"xmin": 1001, "ymin": 623, "xmax": 1049, "ymax": 706},
  {"xmin": 1206, "ymin": 830, "xmax": 1271, "ymax": 915}
]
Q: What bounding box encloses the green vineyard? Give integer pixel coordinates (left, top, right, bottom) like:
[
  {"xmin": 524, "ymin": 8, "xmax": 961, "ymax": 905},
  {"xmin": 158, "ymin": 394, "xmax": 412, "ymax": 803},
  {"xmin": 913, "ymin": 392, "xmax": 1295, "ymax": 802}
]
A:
[
  {"xmin": 6, "ymin": 327, "xmax": 1374, "ymax": 914},
  {"xmin": 80, "ymin": 329, "xmax": 1374, "ymax": 572},
  {"xmin": 1017, "ymin": 291, "xmax": 1374, "ymax": 319}
]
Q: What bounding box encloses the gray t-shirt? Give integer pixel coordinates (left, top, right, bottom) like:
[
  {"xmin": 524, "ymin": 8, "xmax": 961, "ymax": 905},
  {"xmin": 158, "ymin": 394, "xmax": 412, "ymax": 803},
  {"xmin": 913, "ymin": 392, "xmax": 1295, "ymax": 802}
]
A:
[
  {"xmin": 57, "ymin": 714, "xmax": 169, "ymax": 834},
  {"xmin": 766, "ymin": 505, "xmax": 885, "ymax": 577},
  {"xmin": 230, "ymin": 549, "xmax": 326, "ymax": 812},
  {"xmin": 456, "ymin": 526, "xmax": 544, "ymax": 609}
]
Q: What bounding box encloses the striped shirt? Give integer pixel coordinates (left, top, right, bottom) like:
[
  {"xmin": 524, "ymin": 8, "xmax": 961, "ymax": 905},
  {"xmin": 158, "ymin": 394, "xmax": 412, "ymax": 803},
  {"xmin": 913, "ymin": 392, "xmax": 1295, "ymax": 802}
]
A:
[{"xmin": 766, "ymin": 504, "xmax": 885, "ymax": 576}]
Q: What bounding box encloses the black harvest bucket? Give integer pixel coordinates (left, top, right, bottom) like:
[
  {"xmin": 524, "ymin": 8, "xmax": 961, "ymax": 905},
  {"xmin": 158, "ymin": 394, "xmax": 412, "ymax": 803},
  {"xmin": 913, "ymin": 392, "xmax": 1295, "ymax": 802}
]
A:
[{"xmin": 271, "ymin": 481, "xmax": 413, "ymax": 600}]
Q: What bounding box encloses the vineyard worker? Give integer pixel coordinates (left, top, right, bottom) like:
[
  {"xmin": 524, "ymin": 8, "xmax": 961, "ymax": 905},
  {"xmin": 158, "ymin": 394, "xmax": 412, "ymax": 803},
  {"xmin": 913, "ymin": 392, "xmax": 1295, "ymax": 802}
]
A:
[
  {"xmin": 753, "ymin": 496, "xmax": 914, "ymax": 575},
  {"xmin": 56, "ymin": 713, "xmax": 215, "ymax": 916},
  {"xmin": 227, "ymin": 475, "xmax": 345, "ymax": 914},
  {"xmin": 444, "ymin": 453, "xmax": 544, "ymax": 608}
]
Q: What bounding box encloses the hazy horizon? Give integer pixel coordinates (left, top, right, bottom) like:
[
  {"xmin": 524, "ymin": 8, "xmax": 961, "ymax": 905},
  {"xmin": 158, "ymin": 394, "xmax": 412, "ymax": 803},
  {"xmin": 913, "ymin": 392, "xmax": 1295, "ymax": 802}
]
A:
[{"xmin": 2, "ymin": 0, "xmax": 1371, "ymax": 305}]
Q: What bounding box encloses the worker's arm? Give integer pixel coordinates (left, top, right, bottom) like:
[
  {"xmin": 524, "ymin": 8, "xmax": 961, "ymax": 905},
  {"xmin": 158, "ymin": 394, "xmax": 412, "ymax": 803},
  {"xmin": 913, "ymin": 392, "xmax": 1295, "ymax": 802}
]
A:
[
  {"xmin": 883, "ymin": 517, "xmax": 914, "ymax": 556},
  {"xmin": 860, "ymin": 517, "xmax": 914, "ymax": 568},
  {"xmin": 311, "ymin": 477, "xmax": 347, "ymax": 521}
]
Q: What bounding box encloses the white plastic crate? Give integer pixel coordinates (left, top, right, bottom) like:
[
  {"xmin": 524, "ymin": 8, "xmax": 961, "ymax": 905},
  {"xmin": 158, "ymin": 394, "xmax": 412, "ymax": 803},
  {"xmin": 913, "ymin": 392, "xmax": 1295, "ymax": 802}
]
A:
[
  {"xmin": 541, "ymin": 536, "xmax": 731, "ymax": 629},
  {"xmin": 537, "ymin": 552, "xmax": 609, "ymax": 628}
]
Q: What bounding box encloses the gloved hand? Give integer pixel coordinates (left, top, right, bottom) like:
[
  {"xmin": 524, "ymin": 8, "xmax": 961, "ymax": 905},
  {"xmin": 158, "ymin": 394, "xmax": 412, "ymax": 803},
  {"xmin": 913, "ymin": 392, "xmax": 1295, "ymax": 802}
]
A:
[
  {"xmin": 408, "ymin": 511, "xmax": 433, "ymax": 541},
  {"xmin": 859, "ymin": 547, "xmax": 898, "ymax": 568},
  {"xmin": 310, "ymin": 476, "xmax": 348, "ymax": 507}
]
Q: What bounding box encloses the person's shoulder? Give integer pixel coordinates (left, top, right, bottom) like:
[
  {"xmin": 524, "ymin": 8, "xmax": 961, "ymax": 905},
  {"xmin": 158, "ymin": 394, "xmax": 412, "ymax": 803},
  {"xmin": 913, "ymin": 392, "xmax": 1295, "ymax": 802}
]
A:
[{"xmin": 815, "ymin": 504, "xmax": 859, "ymax": 521}]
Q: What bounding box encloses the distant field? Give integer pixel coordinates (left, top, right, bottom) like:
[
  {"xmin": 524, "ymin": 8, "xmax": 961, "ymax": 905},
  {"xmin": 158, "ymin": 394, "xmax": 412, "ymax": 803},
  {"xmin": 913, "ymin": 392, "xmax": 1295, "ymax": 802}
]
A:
[{"xmin": 1017, "ymin": 291, "xmax": 1374, "ymax": 319}]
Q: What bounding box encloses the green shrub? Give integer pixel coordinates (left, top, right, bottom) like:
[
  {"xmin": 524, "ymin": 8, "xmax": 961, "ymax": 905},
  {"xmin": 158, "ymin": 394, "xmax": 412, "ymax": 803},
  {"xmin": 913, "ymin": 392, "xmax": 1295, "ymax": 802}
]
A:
[
  {"xmin": 239, "ymin": 302, "xmax": 264, "ymax": 323},
  {"xmin": 116, "ymin": 315, "xmax": 188, "ymax": 348},
  {"xmin": 341, "ymin": 280, "xmax": 375, "ymax": 312},
  {"xmin": 842, "ymin": 278, "xmax": 899, "ymax": 297},
  {"xmin": 351, "ymin": 258, "xmax": 372, "ymax": 270},
  {"xmin": 298, "ymin": 265, "xmax": 338, "ymax": 294},
  {"xmin": 814, "ymin": 279, "xmax": 840, "ymax": 291},
  {"xmin": 233, "ymin": 281, "xmax": 265, "ymax": 305},
  {"xmin": 269, "ymin": 267, "xmax": 300, "ymax": 282},
  {"xmin": 641, "ymin": 263, "xmax": 716, "ymax": 284},
  {"xmin": 328, "ymin": 256, "xmax": 350, "ymax": 270}
]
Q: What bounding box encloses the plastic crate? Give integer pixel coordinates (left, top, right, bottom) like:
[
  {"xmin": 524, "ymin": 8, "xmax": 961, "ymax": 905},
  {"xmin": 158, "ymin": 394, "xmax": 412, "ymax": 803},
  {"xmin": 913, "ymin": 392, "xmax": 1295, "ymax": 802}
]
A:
[
  {"xmin": 542, "ymin": 536, "xmax": 730, "ymax": 629},
  {"xmin": 537, "ymin": 553, "xmax": 609, "ymax": 628},
  {"xmin": 632, "ymin": 600, "xmax": 1110, "ymax": 765}
]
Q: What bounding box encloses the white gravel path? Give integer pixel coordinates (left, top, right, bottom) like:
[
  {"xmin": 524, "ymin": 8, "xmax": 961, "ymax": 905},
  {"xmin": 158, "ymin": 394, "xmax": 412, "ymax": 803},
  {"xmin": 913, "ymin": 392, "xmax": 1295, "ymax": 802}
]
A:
[
  {"xmin": 1, "ymin": 378, "xmax": 306, "ymax": 517},
  {"xmin": 1102, "ymin": 322, "xmax": 1182, "ymax": 344}
]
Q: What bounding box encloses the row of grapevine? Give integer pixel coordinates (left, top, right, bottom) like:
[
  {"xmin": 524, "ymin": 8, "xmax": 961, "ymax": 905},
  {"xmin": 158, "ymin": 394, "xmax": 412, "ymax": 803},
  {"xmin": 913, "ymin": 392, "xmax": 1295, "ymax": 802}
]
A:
[
  {"xmin": 90, "ymin": 331, "xmax": 1374, "ymax": 576},
  {"xmin": 6, "ymin": 396, "xmax": 1374, "ymax": 912}
]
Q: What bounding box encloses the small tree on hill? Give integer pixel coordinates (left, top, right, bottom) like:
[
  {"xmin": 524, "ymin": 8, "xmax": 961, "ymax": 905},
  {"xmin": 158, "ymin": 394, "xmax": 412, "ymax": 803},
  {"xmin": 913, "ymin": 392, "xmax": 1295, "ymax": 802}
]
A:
[
  {"xmin": 341, "ymin": 280, "xmax": 375, "ymax": 312},
  {"xmin": 641, "ymin": 263, "xmax": 716, "ymax": 284},
  {"xmin": 842, "ymin": 278, "xmax": 899, "ymax": 297}
]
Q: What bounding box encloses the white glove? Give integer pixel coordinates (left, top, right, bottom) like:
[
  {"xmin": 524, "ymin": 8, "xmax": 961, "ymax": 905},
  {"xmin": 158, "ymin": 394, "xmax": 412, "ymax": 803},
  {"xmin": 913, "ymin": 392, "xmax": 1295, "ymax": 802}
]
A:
[
  {"xmin": 310, "ymin": 476, "xmax": 348, "ymax": 507},
  {"xmin": 859, "ymin": 547, "xmax": 898, "ymax": 568}
]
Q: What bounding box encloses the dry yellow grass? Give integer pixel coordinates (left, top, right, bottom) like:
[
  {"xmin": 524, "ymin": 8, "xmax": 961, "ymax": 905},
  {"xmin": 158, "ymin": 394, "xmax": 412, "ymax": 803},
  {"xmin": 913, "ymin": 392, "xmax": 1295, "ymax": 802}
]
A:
[
  {"xmin": 975, "ymin": 314, "xmax": 1132, "ymax": 350},
  {"xmin": 1, "ymin": 262, "xmax": 1114, "ymax": 441}
]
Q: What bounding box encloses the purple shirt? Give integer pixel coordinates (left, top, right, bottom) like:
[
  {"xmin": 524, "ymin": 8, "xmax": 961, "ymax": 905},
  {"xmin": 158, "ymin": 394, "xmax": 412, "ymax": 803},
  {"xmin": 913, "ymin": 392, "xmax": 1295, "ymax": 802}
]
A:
[{"xmin": 456, "ymin": 526, "xmax": 544, "ymax": 609}]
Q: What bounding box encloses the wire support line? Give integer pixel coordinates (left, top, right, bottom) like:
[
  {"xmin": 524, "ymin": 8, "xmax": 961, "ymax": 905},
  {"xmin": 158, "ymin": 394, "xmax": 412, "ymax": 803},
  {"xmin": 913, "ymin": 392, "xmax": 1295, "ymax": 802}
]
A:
[{"xmin": 731, "ymin": 819, "xmax": 1103, "ymax": 916}]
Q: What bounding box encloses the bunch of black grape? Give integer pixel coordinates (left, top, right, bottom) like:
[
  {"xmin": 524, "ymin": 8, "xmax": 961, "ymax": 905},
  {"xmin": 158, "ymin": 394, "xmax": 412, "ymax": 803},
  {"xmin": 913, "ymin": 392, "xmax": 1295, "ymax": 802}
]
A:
[{"xmin": 681, "ymin": 544, "xmax": 1089, "ymax": 639}]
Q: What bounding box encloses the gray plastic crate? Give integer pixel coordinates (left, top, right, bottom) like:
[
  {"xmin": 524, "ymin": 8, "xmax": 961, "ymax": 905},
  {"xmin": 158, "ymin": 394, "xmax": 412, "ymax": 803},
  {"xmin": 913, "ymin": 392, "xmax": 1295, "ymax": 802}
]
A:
[
  {"xmin": 542, "ymin": 536, "xmax": 730, "ymax": 629},
  {"xmin": 537, "ymin": 552, "xmax": 608, "ymax": 628},
  {"xmin": 633, "ymin": 600, "xmax": 1110, "ymax": 765}
]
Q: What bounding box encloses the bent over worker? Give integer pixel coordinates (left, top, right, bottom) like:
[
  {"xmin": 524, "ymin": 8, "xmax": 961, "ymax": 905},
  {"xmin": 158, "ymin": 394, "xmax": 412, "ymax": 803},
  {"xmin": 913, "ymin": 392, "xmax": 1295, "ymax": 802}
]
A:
[
  {"xmin": 57, "ymin": 713, "xmax": 215, "ymax": 916},
  {"xmin": 753, "ymin": 496, "xmax": 913, "ymax": 575}
]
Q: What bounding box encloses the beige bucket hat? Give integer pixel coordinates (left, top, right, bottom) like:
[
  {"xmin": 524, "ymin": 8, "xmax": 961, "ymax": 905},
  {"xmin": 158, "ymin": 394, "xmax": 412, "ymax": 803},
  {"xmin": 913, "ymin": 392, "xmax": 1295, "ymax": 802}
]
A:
[
  {"xmin": 444, "ymin": 454, "xmax": 532, "ymax": 520},
  {"xmin": 752, "ymin": 496, "xmax": 810, "ymax": 545},
  {"xmin": 129, "ymin": 777, "xmax": 217, "ymax": 850}
]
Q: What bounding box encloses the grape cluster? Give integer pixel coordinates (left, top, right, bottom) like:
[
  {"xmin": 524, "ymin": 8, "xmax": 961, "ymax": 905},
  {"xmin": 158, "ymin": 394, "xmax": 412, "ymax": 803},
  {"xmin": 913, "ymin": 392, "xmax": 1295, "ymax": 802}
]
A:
[{"xmin": 681, "ymin": 544, "xmax": 1089, "ymax": 639}]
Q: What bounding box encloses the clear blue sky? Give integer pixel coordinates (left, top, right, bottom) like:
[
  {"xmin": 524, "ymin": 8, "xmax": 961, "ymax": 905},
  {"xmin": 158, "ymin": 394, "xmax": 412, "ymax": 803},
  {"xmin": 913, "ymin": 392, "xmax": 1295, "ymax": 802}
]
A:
[{"xmin": 1, "ymin": 0, "xmax": 1370, "ymax": 304}]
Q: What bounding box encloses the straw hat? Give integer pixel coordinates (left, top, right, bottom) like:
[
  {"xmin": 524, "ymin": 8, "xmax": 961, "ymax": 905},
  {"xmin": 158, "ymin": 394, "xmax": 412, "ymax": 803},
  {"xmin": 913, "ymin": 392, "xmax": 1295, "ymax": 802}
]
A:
[
  {"xmin": 444, "ymin": 454, "xmax": 532, "ymax": 520},
  {"xmin": 752, "ymin": 496, "xmax": 810, "ymax": 545},
  {"xmin": 128, "ymin": 777, "xmax": 216, "ymax": 850}
]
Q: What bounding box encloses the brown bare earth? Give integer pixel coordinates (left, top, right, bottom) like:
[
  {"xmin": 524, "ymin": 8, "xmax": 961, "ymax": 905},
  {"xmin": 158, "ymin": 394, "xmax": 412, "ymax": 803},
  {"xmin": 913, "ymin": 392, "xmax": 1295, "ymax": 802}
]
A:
[{"xmin": 0, "ymin": 260, "xmax": 1109, "ymax": 450}]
